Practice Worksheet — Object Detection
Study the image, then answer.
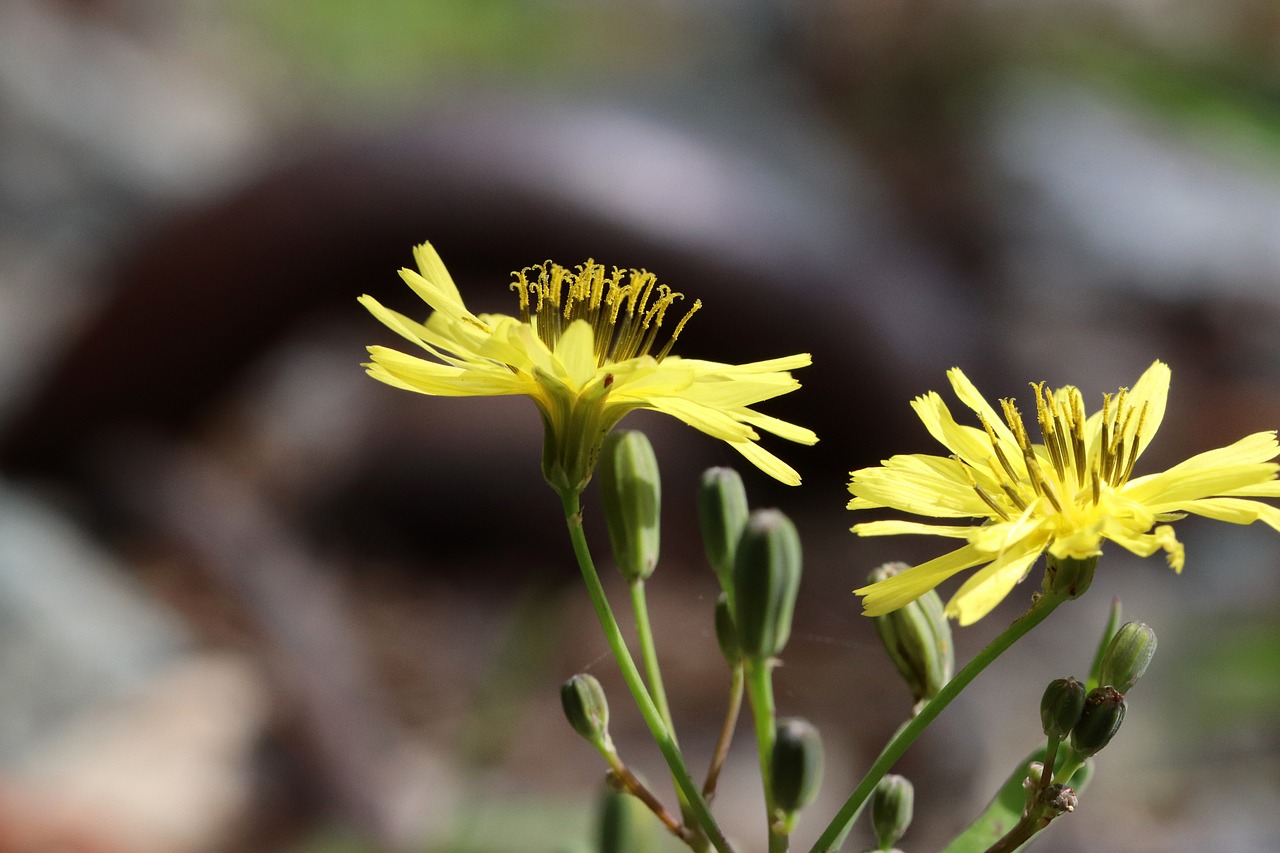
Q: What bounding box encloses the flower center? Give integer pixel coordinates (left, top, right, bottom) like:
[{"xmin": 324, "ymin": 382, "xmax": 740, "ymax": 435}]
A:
[
  {"xmin": 966, "ymin": 383, "xmax": 1150, "ymax": 521},
  {"xmin": 509, "ymin": 260, "xmax": 701, "ymax": 366}
]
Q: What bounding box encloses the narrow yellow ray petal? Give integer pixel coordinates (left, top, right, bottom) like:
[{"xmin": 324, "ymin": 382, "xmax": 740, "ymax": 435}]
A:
[
  {"xmin": 854, "ymin": 543, "xmax": 988, "ymax": 616},
  {"xmin": 945, "ymin": 546, "xmax": 1042, "ymax": 626}
]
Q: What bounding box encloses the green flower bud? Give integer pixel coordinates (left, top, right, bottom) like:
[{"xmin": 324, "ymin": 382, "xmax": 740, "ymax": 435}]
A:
[
  {"xmin": 1043, "ymin": 554, "xmax": 1097, "ymax": 600},
  {"xmin": 1071, "ymin": 686, "xmax": 1126, "ymax": 757},
  {"xmin": 870, "ymin": 563, "xmax": 954, "ymax": 710},
  {"xmin": 561, "ymin": 673, "xmax": 611, "ymax": 750},
  {"xmin": 1040, "ymin": 677, "xmax": 1086, "ymax": 740},
  {"xmin": 1024, "ymin": 761, "xmax": 1045, "ymax": 789},
  {"xmin": 597, "ymin": 788, "xmax": 659, "ymax": 853},
  {"xmin": 598, "ymin": 431, "xmax": 661, "ymax": 582},
  {"xmin": 871, "ymin": 774, "xmax": 914, "ymax": 851},
  {"xmin": 732, "ymin": 509, "xmax": 802, "ymax": 659},
  {"xmin": 697, "ymin": 467, "xmax": 749, "ymax": 591},
  {"xmin": 714, "ymin": 592, "xmax": 740, "ymax": 664},
  {"xmin": 771, "ymin": 717, "xmax": 824, "ymax": 822},
  {"xmin": 1099, "ymin": 621, "xmax": 1157, "ymax": 694}
]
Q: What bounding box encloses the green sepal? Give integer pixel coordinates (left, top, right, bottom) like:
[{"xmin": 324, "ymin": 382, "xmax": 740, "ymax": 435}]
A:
[
  {"xmin": 561, "ymin": 673, "xmax": 612, "ymax": 751},
  {"xmin": 1098, "ymin": 621, "xmax": 1157, "ymax": 694},
  {"xmin": 1040, "ymin": 677, "xmax": 1086, "ymax": 740},
  {"xmin": 598, "ymin": 430, "xmax": 661, "ymax": 582},
  {"xmin": 870, "ymin": 562, "xmax": 954, "ymax": 711},
  {"xmin": 771, "ymin": 717, "xmax": 824, "ymax": 829},
  {"xmin": 697, "ymin": 467, "xmax": 749, "ymax": 593},
  {"xmin": 871, "ymin": 774, "xmax": 914, "ymax": 851},
  {"xmin": 714, "ymin": 591, "xmax": 741, "ymax": 665},
  {"xmin": 732, "ymin": 509, "xmax": 802, "ymax": 660}
]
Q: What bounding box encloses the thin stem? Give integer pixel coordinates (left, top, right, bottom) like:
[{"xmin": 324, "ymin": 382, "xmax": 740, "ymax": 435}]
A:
[
  {"xmin": 559, "ymin": 491, "xmax": 732, "ymax": 853},
  {"xmin": 810, "ymin": 591, "xmax": 1068, "ymax": 853},
  {"xmin": 984, "ymin": 815, "xmax": 1042, "ymax": 853},
  {"xmin": 1040, "ymin": 735, "xmax": 1062, "ymax": 796},
  {"xmin": 745, "ymin": 657, "xmax": 787, "ymax": 853},
  {"xmin": 630, "ymin": 577, "xmax": 704, "ymax": 849},
  {"xmin": 630, "ymin": 579, "xmax": 676, "ymax": 734},
  {"xmin": 703, "ymin": 663, "xmax": 745, "ymax": 800},
  {"xmin": 605, "ymin": 758, "xmax": 693, "ymax": 842}
]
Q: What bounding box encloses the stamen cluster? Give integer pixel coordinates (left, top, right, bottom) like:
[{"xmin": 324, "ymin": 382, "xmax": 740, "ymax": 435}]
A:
[
  {"xmin": 510, "ymin": 261, "xmax": 701, "ymax": 366},
  {"xmin": 967, "ymin": 384, "xmax": 1150, "ymax": 522}
]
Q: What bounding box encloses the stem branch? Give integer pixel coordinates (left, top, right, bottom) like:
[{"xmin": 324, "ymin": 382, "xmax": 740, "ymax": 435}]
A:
[
  {"xmin": 559, "ymin": 491, "xmax": 731, "ymax": 853},
  {"xmin": 810, "ymin": 592, "xmax": 1068, "ymax": 852}
]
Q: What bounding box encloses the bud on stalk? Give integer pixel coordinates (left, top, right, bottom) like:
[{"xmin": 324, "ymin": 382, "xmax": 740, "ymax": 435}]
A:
[{"xmin": 598, "ymin": 431, "xmax": 661, "ymax": 582}]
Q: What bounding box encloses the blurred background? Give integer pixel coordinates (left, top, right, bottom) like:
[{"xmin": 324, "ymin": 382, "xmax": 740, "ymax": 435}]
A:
[{"xmin": 0, "ymin": 0, "xmax": 1278, "ymax": 850}]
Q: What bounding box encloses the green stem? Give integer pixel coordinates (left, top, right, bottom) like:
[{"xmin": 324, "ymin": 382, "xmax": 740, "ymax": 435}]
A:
[
  {"xmin": 559, "ymin": 491, "xmax": 732, "ymax": 853},
  {"xmin": 631, "ymin": 577, "xmax": 705, "ymax": 849},
  {"xmin": 630, "ymin": 579, "xmax": 676, "ymax": 734},
  {"xmin": 745, "ymin": 657, "xmax": 787, "ymax": 853},
  {"xmin": 703, "ymin": 664, "xmax": 744, "ymax": 801},
  {"xmin": 810, "ymin": 591, "xmax": 1068, "ymax": 853}
]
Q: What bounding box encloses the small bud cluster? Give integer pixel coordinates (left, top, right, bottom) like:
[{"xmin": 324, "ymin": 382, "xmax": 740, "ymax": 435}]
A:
[{"xmin": 1034, "ymin": 620, "xmax": 1158, "ymax": 787}]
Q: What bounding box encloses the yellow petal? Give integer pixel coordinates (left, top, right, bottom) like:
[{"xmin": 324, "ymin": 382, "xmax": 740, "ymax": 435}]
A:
[
  {"xmin": 553, "ymin": 319, "xmax": 598, "ymax": 390},
  {"xmin": 945, "ymin": 545, "xmax": 1042, "ymax": 626},
  {"xmin": 851, "ymin": 520, "xmax": 976, "ymax": 538},
  {"xmin": 854, "ymin": 543, "xmax": 987, "ymax": 616},
  {"xmin": 850, "ymin": 454, "xmax": 992, "ymax": 518},
  {"xmin": 647, "ymin": 397, "xmax": 758, "ymax": 442},
  {"xmin": 728, "ymin": 440, "xmax": 802, "ymax": 486},
  {"xmin": 947, "ymin": 367, "xmax": 1020, "ymax": 449},
  {"xmin": 412, "ymin": 241, "xmax": 463, "ymax": 302},
  {"xmin": 1126, "ymin": 360, "xmax": 1171, "ymax": 460}
]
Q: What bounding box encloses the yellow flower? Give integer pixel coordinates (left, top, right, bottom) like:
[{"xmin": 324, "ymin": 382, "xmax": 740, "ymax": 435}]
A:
[
  {"xmin": 848, "ymin": 361, "xmax": 1280, "ymax": 625},
  {"xmin": 359, "ymin": 243, "xmax": 817, "ymax": 494}
]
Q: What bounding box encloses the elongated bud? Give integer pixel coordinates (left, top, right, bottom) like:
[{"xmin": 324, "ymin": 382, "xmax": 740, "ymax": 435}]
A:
[
  {"xmin": 698, "ymin": 467, "xmax": 749, "ymax": 591},
  {"xmin": 1071, "ymin": 685, "xmax": 1126, "ymax": 756},
  {"xmin": 732, "ymin": 509, "xmax": 802, "ymax": 659},
  {"xmin": 1099, "ymin": 621, "xmax": 1157, "ymax": 694},
  {"xmin": 1041, "ymin": 677, "xmax": 1086, "ymax": 740},
  {"xmin": 598, "ymin": 431, "xmax": 661, "ymax": 582},
  {"xmin": 870, "ymin": 562, "xmax": 954, "ymax": 710},
  {"xmin": 561, "ymin": 673, "xmax": 611, "ymax": 751},
  {"xmin": 714, "ymin": 592, "xmax": 740, "ymax": 664},
  {"xmin": 871, "ymin": 773, "xmax": 914, "ymax": 850},
  {"xmin": 597, "ymin": 788, "xmax": 659, "ymax": 853},
  {"xmin": 771, "ymin": 717, "xmax": 823, "ymax": 829}
]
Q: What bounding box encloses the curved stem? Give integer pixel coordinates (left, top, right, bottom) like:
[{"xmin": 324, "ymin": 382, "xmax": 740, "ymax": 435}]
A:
[
  {"xmin": 745, "ymin": 657, "xmax": 787, "ymax": 853},
  {"xmin": 703, "ymin": 663, "xmax": 744, "ymax": 800},
  {"xmin": 630, "ymin": 579, "xmax": 676, "ymax": 734},
  {"xmin": 631, "ymin": 577, "xmax": 704, "ymax": 848},
  {"xmin": 559, "ymin": 491, "xmax": 732, "ymax": 853},
  {"xmin": 810, "ymin": 592, "xmax": 1068, "ymax": 853}
]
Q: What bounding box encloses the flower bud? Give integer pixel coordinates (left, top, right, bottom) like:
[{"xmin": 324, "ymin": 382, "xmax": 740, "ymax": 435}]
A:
[
  {"xmin": 1099, "ymin": 621, "xmax": 1157, "ymax": 694},
  {"xmin": 870, "ymin": 563, "xmax": 954, "ymax": 710},
  {"xmin": 561, "ymin": 673, "xmax": 611, "ymax": 750},
  {"xmin": 1071, "ymin": 685, "xmax": 1126, "ymax": 757},
  {"xmin": 1025, "ymin": 761, "xmax": 1045, "ymax": 789},
  {"xmin": 732, "ymin": 509, "xmax": 802, "ymax": 659},
  {"xmin": 871, "ymin": 773, "xmax": 914, "ymax": 851},
  {"xmin": 697, "ymin": 467, "xmax": 749, "ymax": 591},
  {"xmin": 771, "ymin": 717, "xmax": 824, "ymax": 822},
  {"xmin": 1040, "ymin": 677, "xmax": 1086, "ymax": 740},
  {"xmin": 597, "ymin": 788, "xmax": 659, "ymax": 853},
  {"xmin": 714, "ymin": 592, "xmax": 740, "ymax": 664},
  {"xmin": 598, "ymin": 431, "xmax": 661, "ymax": 582}
]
